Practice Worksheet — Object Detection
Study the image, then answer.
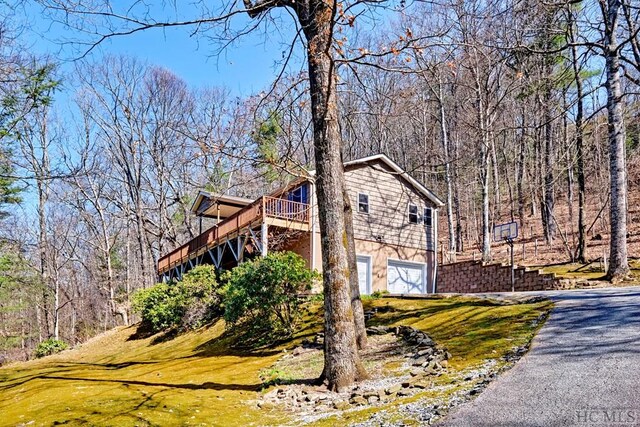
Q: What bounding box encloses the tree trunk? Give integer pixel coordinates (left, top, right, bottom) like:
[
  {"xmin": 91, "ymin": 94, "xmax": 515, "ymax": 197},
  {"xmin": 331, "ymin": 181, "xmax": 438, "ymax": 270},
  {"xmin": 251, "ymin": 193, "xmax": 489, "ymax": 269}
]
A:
[
  {"xmin": 452, "ymin": 135, "xmax": 463, "ymax": 252},
  {"xmin": 296, "ymin": 1, "xmax": 366, "ymax": 391},
  {"xmin": 563, "ymin": 89, "xmax": 575, "ymax": 261},
  {"xmin": 53, "ymin": 272, "xmax": 60, "ymax": 341},
  {"xmin": 543, "ymin": 87, "xmax": 556, "ymax": 244},
  {"xmin": 490, "ymin": 137, "xmax": 500, "ymax": 224},
  {"xmin": 569, "ymin": 9, "xmax": 587, "ymax": 263},
  {"xmin": 438, "ymin": 90, "xmax": 456, "ymax": 254},
  {"xmin": 343, "ymin": 183, "xmax": 368, "ymax": 350},
  {"xmin": 517, "ymin": 107, "xmax": 526, "ymax": 229},
  {"xmin": 603, "ymin": 0, "xmax": 630, "ymax": 281}
]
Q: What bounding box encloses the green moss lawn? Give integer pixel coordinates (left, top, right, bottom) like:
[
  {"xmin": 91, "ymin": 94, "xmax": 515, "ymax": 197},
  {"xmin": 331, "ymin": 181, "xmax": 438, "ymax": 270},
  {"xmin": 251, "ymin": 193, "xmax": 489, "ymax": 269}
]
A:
[
  {"xmin": 0, "ymin": 296, "xmax": 552, "ymax": 427},
  {"xmin": 537, "ymin": 258, "xmax": 640, "ymax": 282}
]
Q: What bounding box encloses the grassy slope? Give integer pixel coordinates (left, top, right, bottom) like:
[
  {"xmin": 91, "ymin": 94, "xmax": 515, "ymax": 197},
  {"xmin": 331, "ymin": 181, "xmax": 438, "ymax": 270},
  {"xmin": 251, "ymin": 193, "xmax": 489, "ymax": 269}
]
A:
[
  {"xmin": 0, "ymin": 296, "xmax": 552, "ymax": 427},
  {"xmin": 537, "ymin": 258, "xmax": 640, "ymax": 282}
]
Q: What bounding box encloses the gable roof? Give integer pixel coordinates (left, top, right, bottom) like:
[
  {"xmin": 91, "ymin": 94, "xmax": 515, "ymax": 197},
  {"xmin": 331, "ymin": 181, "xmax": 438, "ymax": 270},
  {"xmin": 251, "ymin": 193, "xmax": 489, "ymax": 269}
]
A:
[{"xmin": 343, "ymin": 154, "xmax": 445, "ymax": 207}]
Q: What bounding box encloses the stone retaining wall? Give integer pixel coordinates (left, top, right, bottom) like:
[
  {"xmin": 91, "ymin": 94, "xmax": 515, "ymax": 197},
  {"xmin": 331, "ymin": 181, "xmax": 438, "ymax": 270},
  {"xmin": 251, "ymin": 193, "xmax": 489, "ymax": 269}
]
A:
[{"xmin": 436, "ymin": 260, "xmax": 571, "ymax": 293}]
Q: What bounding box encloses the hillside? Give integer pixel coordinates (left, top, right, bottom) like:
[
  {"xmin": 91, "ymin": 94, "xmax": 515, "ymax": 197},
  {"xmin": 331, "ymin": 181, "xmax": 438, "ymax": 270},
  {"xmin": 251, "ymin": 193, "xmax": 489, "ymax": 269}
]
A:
[
  {"xmin": 441, "ymin": 152, "xmax": 640, "ymax": 276},
  {"xmin": 0, "ymin": 296, "xmax": 551, "ymax": 426}
]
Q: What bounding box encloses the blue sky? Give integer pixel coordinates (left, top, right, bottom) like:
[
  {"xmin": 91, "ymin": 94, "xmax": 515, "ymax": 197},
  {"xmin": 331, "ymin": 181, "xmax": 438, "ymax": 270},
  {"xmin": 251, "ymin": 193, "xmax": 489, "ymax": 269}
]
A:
[
  {"xmin": 24, "ymin": 3, "xmax": 304, "ymax": 97},
  {"xmin": 11, "ymin": 4, "xmax": 306, "ymax": 216}
]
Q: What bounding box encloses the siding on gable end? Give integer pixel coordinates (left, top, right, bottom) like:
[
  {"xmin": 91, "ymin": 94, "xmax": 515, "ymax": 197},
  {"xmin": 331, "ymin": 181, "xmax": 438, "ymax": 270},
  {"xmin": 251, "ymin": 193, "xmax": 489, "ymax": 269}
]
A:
[{"xmin": 343, "ymin": 160, "xmax": 437, "ymax": 251}]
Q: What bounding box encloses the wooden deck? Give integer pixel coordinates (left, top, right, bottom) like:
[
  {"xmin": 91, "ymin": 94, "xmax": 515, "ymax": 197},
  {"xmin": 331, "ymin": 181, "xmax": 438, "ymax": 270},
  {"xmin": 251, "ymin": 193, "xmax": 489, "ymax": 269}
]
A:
[{"xmin": 157, "ymin": 196, "xmax": 311, "ymax": 275}]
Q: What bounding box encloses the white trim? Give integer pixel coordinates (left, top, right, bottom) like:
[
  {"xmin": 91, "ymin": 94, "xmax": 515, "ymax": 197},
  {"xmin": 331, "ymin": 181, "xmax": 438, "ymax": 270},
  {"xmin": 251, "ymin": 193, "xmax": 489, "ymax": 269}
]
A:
[
  {"xmin": 423, "ymin": 206, "xmax": 433, "ymax": 227},
  {"xmin": 386, "ymin": 257, "xmax": 428, "ymax": 294},
  {"xmin": 356, "ymin": 254, "xmax": 373, "ymax": 295},
  {"xmin": 357, "ymin": 192, "xmax": 370, "ymax": 215},
  {"xmin": 408, "ymin": 202, "xmax": 419, "ymax": 224},
  {"xmin": 310, "ymin": 181, "xmax": 317, "ymax": 271},
  {"xmin": 433, "ymin": 208, "xmax": 438, "ymax": 293}
]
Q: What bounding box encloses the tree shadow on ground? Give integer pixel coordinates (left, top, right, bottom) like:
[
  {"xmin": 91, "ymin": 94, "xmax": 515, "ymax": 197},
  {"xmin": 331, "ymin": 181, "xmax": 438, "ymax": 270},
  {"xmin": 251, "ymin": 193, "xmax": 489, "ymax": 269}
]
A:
[
  {"xmin": 39, "ymin": 375, "xmax": 261, "ymax": 391},
  {"xmin": 125, "ymin": 323, "xmax": 194, "ymax": 345}
]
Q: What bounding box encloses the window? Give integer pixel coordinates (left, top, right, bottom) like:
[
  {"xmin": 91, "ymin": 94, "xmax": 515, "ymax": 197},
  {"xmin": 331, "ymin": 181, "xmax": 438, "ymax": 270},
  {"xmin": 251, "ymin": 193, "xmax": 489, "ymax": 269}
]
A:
[
  {"xmin": 424, "ymin": 207, "xmax": 432, "ymax": 227},
  {"xmin": 358, "ymin": 193, "xmax": 369, "ymax": 214},
  {"xmin": 287, "ymin": 184, "xmax": 308, "ymax": 204},
  {"xmin": 408, "ymin": 204, "xmax": 419, "ymax": 224}
]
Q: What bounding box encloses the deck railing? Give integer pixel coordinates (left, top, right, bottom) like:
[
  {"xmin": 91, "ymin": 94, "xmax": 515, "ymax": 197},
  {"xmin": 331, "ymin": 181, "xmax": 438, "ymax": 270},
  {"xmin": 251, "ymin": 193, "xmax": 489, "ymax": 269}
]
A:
[
  {"xmin": 157, "ymin": 196, "xmax": 310, "ymax": 274},
  {"xmin": 263, "ymin": 196, "xmax": 310, "ymax": 223}
]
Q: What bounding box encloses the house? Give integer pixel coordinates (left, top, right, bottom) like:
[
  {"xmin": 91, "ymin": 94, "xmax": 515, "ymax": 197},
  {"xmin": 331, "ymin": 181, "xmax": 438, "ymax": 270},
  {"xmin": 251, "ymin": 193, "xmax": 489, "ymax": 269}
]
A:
[{"xmin": 157, "ymin": 154, "xmax": 444, "ymax": 294}]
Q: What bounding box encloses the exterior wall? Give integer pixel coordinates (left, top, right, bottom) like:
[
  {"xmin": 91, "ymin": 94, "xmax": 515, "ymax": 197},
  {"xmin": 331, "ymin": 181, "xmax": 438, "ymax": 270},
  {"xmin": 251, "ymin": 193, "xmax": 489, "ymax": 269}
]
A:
[
  {"xmin": 278, "ymin": 231, "xmax": 313, "ymax": 269},
  {"xmin": 344, "ymin": 160, "xmax": 438, "ymax": 251},
  {"xmin": 436, "ymin": 261, "xmax": 565, "ymax": 293},
  {"xmin": 293, "ymin": 234, "xmax": 435, "ymax": 293},
  {"xmin": 300, "ymin": 159, "xmax": 438, "ymax": 293},
  {"xmin": 354, "ymin": 239, "xmax": 436, "ymax": 293}
]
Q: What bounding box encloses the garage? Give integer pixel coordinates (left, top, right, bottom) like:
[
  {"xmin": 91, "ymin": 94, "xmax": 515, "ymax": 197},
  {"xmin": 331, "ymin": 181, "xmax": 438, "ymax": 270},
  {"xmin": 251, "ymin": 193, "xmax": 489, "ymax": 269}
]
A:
[
  {"xmin": 356, "ymin": 255, "xmax": 372, "ymax": 295},
  {"xmin": 387, "ymin": 259, "xmax": 426, "ymax": 294}
]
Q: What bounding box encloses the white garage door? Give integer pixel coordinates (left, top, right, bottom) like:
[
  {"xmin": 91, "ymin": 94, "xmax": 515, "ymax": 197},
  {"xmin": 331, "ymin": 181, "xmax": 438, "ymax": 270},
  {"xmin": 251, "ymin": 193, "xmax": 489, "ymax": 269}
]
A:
[
  {"xmin": 356, "ymin": 255, "xmax": 371, "ymax": 295},
  {"xmin": 387, "ymin": 260, "xmax": 426, "ymax": 294}
]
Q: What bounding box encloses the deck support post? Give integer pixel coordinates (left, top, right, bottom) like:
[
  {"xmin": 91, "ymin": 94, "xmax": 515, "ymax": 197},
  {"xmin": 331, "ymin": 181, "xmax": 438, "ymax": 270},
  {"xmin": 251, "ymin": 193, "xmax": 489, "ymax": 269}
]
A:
[{"xmin": 261, "ymin": 222, "xmax": 268, "ymax": 257}]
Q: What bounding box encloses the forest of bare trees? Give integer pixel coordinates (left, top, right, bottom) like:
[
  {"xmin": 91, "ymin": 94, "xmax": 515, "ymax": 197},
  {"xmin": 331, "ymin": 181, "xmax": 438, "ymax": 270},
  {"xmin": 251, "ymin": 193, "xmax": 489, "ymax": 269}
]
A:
[{"xmin": 1, "ymin": 0, "xmax": 639, "ymax": 387}]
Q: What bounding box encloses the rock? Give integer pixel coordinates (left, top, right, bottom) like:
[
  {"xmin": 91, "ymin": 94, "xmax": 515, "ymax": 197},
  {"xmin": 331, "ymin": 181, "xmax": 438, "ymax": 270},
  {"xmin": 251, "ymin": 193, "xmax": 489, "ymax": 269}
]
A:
[
  {"xmin": 367, "ymin": 396, "xmax": 379, "ymax": 404},
  {"xmin": 410, "ymin": 369, "xmax": 423, "ymax": 377},
  {"xmin": 440, "ymin": 360, "xmax": 449, "ymax": 368},
  {"xmin": 305, "ymin": 393, "xmax": 321, "ymax": 402},
  {"xmin": 469, "ymin": 388, "xmax": 480, "ymax": 396},
  {"xmin": 445, "ymin": 351, "xmax": 452, "ymax": 360},
  {"xmin": 397, "ymin": 388, "xmax": 412, "ymax": 396},
  {"xmin": 413, "ymin": 381, "xmax": 431, "ymax": 389},
  {"xmin": 363, "ymin": 390, "xmax": 380, "ymax": 399},
  {"xmin": 417, "ymin": 348, "xmax": 434, "ymax": 357},
  {"xmin": 366, "ymin": 326, "xmax": 390, "ymax": 335},
  {"xmin": 292, "ymin": 346, "xmax": 304, "ymax": 356},
  {"xmin": 263, "ymin": 389, "xmax": 280, "ymax": 400},
  {"xmin": 409, "ymin": 372, "xmax": 425, "ymax": 382},
  {"xmin": 350, "ymin": 396, "xmax": 368, "ymax": 406},
  {"xmin": 258, "ymin": 401, "xmax": 276, "ymax": 410},
  {"xmin": 419, "ymin": 338, "xmax": 435, "ymax": 347},
  {"xmin": 385, "ymin": 384, "xmax": 402, "ymax": 394},
  {"xmin": 401, "ymin": 381, "xmax": 413, "ymax": 388},
  {"xmin": 424, "ymin": 366, "xmax": 438, "ymax": 376},
  {"xmin": 333, "ymin": 400, "xmax": 351, "ymax": 410},
  {"xmin": 314, "ymin": 333, "xmax": 325, "ymax": 345},
  {"xmin": 412, "ymin": 357, "xmax": 427, "ymax": 366}
]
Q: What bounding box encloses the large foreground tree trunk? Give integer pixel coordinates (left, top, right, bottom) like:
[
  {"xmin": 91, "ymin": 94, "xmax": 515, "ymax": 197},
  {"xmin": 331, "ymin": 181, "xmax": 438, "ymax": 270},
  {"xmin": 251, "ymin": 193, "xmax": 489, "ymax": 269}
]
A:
[
  {"xmin": 274, "ymin": 0, "xmax": 365, "ymax": 391},
  {"xmin": 244, "ymin": 0, "xmax": 368, "ymax": 393},
  {"xmin": 603, "ymin": 0, "xmax": 629, "ymax": 282}
]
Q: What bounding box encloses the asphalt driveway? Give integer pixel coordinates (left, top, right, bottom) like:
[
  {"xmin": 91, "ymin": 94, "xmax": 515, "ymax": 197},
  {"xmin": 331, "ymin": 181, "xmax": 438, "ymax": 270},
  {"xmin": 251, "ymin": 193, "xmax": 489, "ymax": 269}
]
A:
[{"xmin": 438, "ymin": 287, "xmax": 640, "ymax": 427}]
